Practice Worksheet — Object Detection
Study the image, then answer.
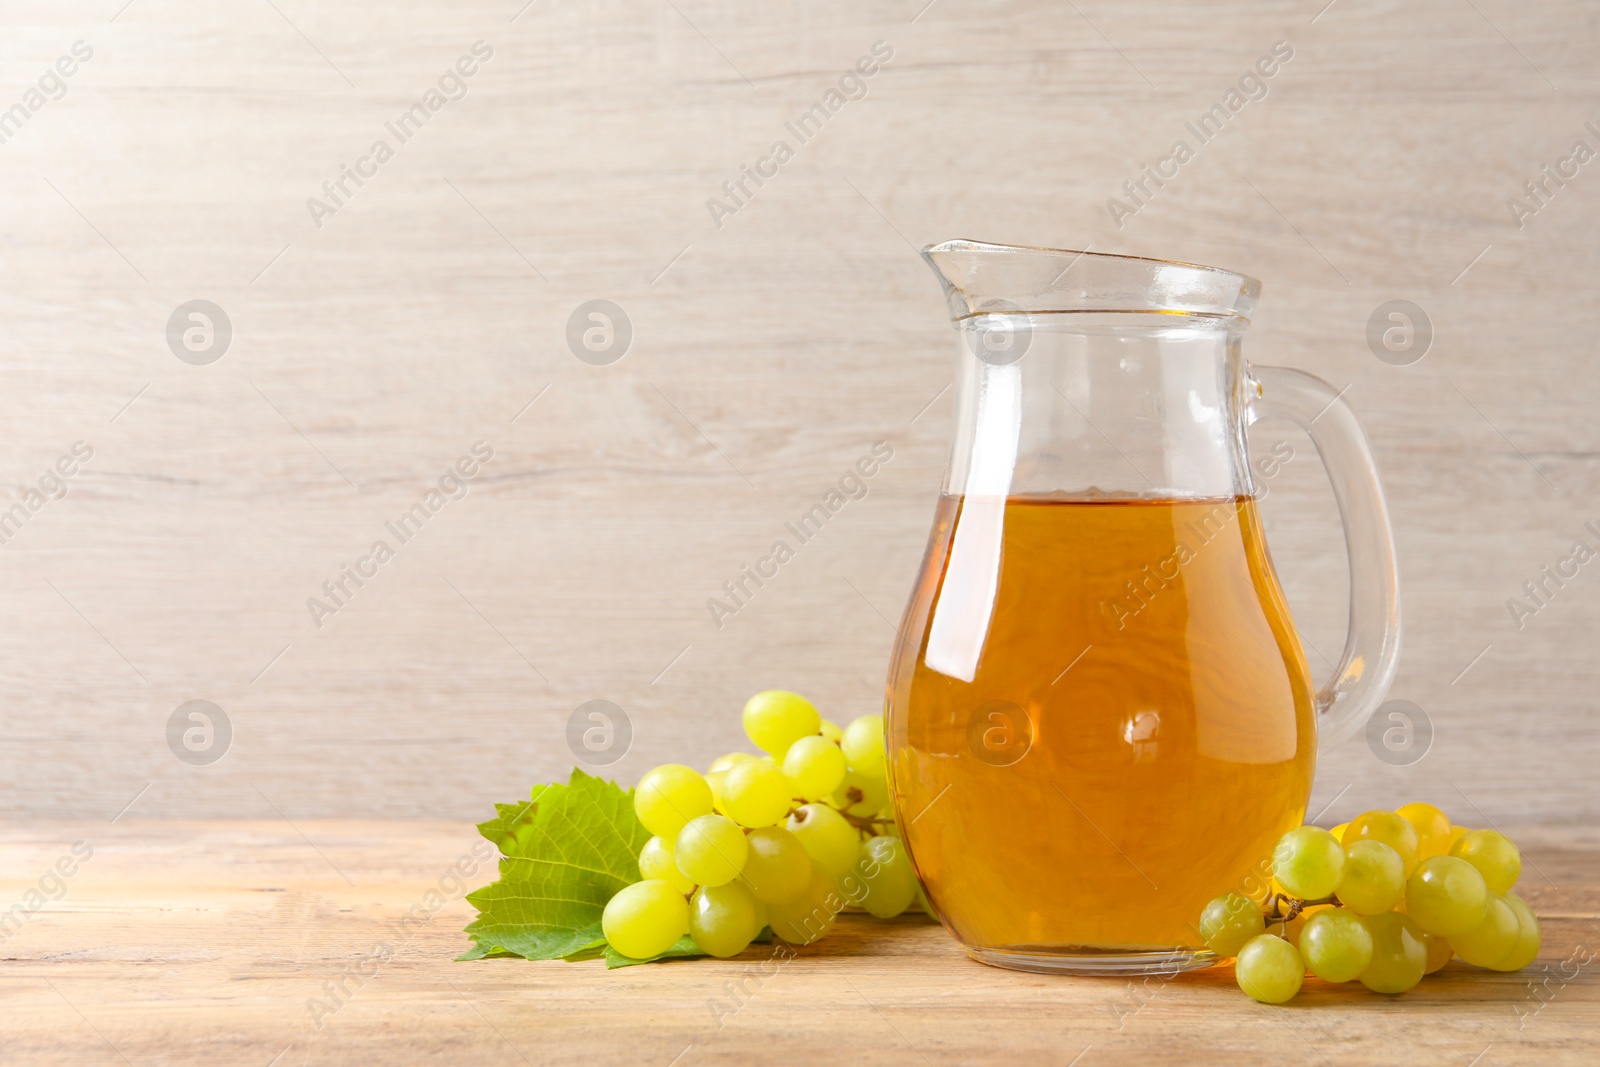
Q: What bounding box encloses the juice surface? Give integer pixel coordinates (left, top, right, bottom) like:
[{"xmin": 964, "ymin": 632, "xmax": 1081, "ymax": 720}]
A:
[{"xmin": 887, "ymin": 494, "xmax": 1316, "ymax": 953}]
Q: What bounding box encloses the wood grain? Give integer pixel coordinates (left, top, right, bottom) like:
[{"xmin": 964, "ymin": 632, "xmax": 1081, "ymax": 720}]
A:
[
  {"xmin": 0, "ymin": 1, "xmax": 1596, "ymax": 820},
  {"xmin": 2, "ymin": 818, "xmax": 1597, "ymax": 1065}
]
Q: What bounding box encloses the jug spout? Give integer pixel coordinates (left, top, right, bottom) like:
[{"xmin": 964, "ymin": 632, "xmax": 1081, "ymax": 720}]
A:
[{"xmin": 921, "ymin": 239, "xmax": 1260, "ymax": 323}]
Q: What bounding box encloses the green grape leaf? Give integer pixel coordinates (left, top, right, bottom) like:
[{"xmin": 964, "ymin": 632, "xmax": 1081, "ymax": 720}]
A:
[
  {"xmin": 458, "ymin": 945, "xmax": 523, "ymax": 961},
  {"xmin": 560, "ymin": 940, "xmax": 608, "ymax": 963},
  {"xmin": 474, "ymin": 784, "xmax": 557, "ymax": 852},
  {"xmin": 461, "ymin": 769, "xmax": 650, "ymax": 962}
]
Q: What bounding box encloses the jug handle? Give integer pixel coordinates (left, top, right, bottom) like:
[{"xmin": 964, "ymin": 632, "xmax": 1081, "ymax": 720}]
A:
[{"xmin": 1247, "ymin": 366, "xmax": 1402, "ymax": 746}]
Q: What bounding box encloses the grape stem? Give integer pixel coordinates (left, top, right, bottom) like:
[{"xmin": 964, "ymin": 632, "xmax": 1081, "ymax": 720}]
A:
[
  {"xmin": 1263, "ymin": 892, "xmax": 1341, "ymax": 924},
  {"xmin": 839, "ymin": 810, "xmax": 894, "ymax": 837},
  {"xmin": 785, "ymin": 802, "xmax": 892, "ymax": 839}
]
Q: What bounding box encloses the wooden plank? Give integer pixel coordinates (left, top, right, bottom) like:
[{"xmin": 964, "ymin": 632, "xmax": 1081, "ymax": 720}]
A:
[{"xmin": 2, "ymin": 820, "xmax": 1597, "ymax": 1064}]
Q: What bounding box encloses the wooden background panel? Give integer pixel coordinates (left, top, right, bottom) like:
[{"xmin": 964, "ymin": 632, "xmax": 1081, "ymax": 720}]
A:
[{"xmin": 0, "ymin": 0, "xmax": 1596, "ymax": 820}]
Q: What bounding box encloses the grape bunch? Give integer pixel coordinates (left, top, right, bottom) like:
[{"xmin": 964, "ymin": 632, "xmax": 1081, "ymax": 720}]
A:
[
  {"xmin": 601, "ymin": 690, "xmax": 922, "ymax": 961},
  {"xmin": 1200, "ymin": 803, "xmax": 1541, "ymax": 1003}
]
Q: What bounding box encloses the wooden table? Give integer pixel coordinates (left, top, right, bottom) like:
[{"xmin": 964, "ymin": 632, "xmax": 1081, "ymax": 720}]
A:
[{"xmin": 4, "ymin": 820, "xmax": 1597, "ymax": 1065}]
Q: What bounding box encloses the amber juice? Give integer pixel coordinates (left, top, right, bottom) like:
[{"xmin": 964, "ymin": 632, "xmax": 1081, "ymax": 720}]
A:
[{"xmin": 887, "ymin": 494, "xmax": 1316, "ymax": 954}]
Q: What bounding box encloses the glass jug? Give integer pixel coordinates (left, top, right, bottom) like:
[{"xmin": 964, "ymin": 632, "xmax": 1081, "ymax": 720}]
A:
[{"xmin": 886, "ymin": 241, "xmax": 1401, "ymax": 975}]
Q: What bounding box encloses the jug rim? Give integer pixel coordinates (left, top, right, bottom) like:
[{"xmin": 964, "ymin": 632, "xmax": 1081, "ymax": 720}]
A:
[{"xmin": 921, "ymin": 239, "xmax": 1261, "ymax": 324}]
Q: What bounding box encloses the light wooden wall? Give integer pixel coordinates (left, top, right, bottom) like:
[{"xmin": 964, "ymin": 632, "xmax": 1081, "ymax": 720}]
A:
[{"xmin": 0, "ymin": 0, "xmax": 1595, "ymax": 821}]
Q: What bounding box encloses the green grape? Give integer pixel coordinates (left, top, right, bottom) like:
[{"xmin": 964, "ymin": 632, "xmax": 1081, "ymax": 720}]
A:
[
  {"xmin": 706, "ymin": 770, "xmax": 729, "ymax": 815},
  {"xmin": 1396, "ymin": 802, "xmax": 1454, "ymax": 860},
  {"xmin": 634, "ymin": 764, "xmax": 714, "ymax": 840},
  {"xmin": 840, "ymin": 714, "xmax": 886, "ymax": 776},
  {"xmin": 831, "ymin": 769, "xmax": 889, "ymax": 818},
  {"xmin": 740, "ymin": 825, "xmax": 812, "ymax": 905},
  {"xmin": 819, "ymin": 719, "xmax": 843, "ymax": 743},
  {"xmin": 850, "ymin": 835, "xmax": 918, "ymax": 918},
  {"xmin": 1335, "ymin": 840, "xmax": 1407, "ymax": 915},
  {"xmin": 1449, "ymin": 829, "xmax": 1521, "ymax": 894},
  {"xmin": 1299, "ymin": 909, "xmax": 1374, "ymax": 983},
  {"xmin": 674, "ymin": 814, "xmax": 749, "ymax": 887},
  {"xmin": 689, "ymin": 881, "xmax": 767, "ymax": 958},
  {"xmin": 1198, "ymin": 893, "xmax": 1265, "ymax": 958},
  {"xmin": 721, "ymin": 759, "xmax": 795, "ymax": 828},
  {"xmin": 783, "ymin": 735, "xmax": 848, "ymax": 801},
  {"xmin": 785, "ymin": 803, "xmax": 859, "ymax": 877},
  {"xmin": 1234, "ymin": 935, "xmax": 1304, "ymax": 1004},
  {"xmin": 1421, "ymin": 932, "xmax": 1453, "ymax": 974},
  {"xmin": 1452, "ymin": 892, "xmax": 1523, "ymax": 968},
  {"xmin": 1449, "ymin": 891, "xmax": 1519, "ymax": 968},
  {"xmin": 1495, "ymin": 893, "xmax": 1541, "ymax": 972},
  {"xmin": 1271, "ymin": 826, "xmax": 1345, "ymax": 900},
  {"xmin": 768, "ymin": 862, "xmax": 841, "ymax": 945},
  {"xmin": 638, "ymin": 835, "xmax": 695, "ymax": 894},
  {"xmin": 1358, "ymin": 913, "xmax": 1427, "ymax": 994},
  {"xmin": 1343, "ymin": 810, "xmax": 1420, "ymax": 875},
  {"xmin": 1405, "ymin": 856, "xmax": 1489, "ymax": 936},
  {"xmin": 708, "ymin": 752, "xmax": 757, "ymax": 774},
  {"xmin": 602, "ymin": 879, "xmax": 690, "ymax": 960},
  {"xmin": 742, "ymin": 690, "xmax": 821, "ymax": 758},
  {"xmin": 1283, "ymin": 904, "xmax": 1331, "ymax": 950}
]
